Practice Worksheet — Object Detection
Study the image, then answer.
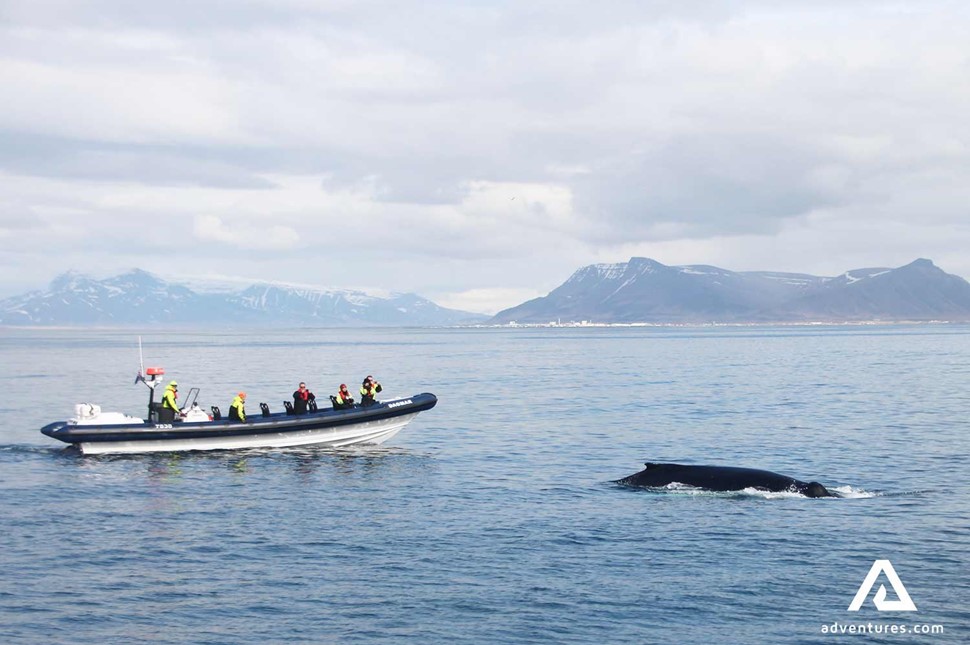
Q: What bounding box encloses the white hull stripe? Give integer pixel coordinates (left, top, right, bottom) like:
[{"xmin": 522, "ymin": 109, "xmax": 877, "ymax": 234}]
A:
[{"xmin": 79, "ymin": 413, "xmax": 417, "ymax": 455}]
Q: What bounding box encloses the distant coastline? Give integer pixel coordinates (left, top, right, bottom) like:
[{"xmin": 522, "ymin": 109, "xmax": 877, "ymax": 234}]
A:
[
  {"xmin": 5, "ymin": 258, "xmax": 970, "ymax": 327},
  {"xmin": 469, "ymin": 319, "xmax": 966, "ymax": 329}
]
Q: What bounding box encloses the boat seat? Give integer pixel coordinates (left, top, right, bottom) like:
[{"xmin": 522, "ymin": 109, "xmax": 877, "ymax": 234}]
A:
[
  {"xmin": 330, "ymin": 396, "xmax": 355, "ymax": 410},
  {"xmin": 210, "ymin": 405, "xmax": 221, "ymax": 420},
  {"xmin": 284, "ymin": 401, "xmax": 294, "ymax": 415},
  {"xmin": 260, "ymin": 402, "xmax": 270, "ymax": 417}
]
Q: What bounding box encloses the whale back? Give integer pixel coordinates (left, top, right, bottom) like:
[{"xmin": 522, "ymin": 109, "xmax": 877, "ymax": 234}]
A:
[{"xmin": 618, "ymin": 462, "xmax": 832, "ymax": 497}]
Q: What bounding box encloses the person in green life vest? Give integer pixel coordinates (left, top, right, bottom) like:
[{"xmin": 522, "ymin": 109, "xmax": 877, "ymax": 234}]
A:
[
  {"xmin": 359, "ymin": 375, "xmax": 382, "ymax": 407},
  {"xmin": 159, "ymin": 380, "xmax": 182, "ymax": 423},
  {"xmin": 229, "ymin": 392, "xmax": 247, "ymax": 422},
  {"xmin": 333, "ymin": 384, "xmax": 354, "ymax": 410}
]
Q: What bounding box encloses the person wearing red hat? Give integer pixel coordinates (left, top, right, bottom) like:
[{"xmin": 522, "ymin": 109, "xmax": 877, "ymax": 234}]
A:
[
  {"xmin": 333, "ymin": 384, "xmax": 355, "ymax": 410},
  {"xmin": 229, "ymin": 392, "xmax": 247, "ymax": 422}
]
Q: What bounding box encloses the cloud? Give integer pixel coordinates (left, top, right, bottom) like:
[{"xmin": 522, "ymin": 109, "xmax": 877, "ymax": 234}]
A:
[
  {"xmin": 1, "ymin": 1, "xmax": 969, "ymax": 301},
  {"xmin": 0, "ymin": 132, "xmax": 278, "ymax": 188},
  {"xmin": 194, "ymin": 215, "xmax": 300, "ymax": 250}
]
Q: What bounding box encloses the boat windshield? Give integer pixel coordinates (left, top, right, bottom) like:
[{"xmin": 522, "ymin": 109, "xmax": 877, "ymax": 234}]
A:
[{"xmin": 183, "ymin": 387, "xmax": 200, "ymax": 409}]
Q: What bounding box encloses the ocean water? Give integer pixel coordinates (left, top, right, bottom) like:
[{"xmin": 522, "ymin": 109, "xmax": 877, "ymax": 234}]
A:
[{"xmin": 0, "ymin": 325, "xmax": 967, "ymax": 644}]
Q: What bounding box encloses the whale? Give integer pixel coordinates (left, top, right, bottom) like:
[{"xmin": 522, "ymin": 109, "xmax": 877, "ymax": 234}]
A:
[{"xmin": 616, "ymin": 462, "xmax": 835, "ymax": 498}]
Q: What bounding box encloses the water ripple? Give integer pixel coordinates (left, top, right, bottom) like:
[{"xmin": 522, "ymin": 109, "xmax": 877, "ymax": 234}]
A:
[{"xmin": 1, "ymin": 325, "xmax": 968, "ymax": 644}]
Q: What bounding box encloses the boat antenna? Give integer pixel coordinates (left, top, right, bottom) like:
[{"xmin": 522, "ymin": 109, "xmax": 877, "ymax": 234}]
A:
[
  {"xmin": 134, "ymin": 337, "xmax": 164, "ymax": 422},
  {"xmin": 135, "ymin": 336, "xmax": 146, "ymax": 385}
]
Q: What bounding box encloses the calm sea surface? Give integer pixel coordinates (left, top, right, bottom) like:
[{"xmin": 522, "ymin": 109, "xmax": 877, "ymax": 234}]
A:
[{"xmin": 1, "ymin": 326, "xmax": 968, "ymax": 644}]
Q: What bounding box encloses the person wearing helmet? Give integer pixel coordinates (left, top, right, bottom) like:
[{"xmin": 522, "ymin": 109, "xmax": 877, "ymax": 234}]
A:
[
  {"xmin": 159, "ymin": 380, "xmax": 182, "ymax": 423},
  {"xmin": 332, "ymin": 384, "xmax": 355, "ymax": 410},
  {"xmin": 229, "ymin": 392, "xmax": 247, "ymax": 422},
  {"xmin": 359, "ymin": 375, "xmax": 382, "ymax": 407}
]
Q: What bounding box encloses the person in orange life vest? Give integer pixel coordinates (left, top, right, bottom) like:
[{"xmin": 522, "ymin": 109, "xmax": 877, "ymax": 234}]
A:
[
  {"xmin": 292, "ymin": 382, "xmax": 315, "ymax": 414},
  {"xmin": 359, "ymin": 375, "xmax": 382, "ymax": 407},
  {"xmin": 334, "ymin": 384, "xmax": 354, "ymax": 410}
]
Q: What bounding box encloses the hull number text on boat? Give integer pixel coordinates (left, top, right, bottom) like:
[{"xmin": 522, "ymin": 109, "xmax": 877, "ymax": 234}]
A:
[{"xmin": 387, "ymin": 399, "xmax": 413, "ymax": 409}]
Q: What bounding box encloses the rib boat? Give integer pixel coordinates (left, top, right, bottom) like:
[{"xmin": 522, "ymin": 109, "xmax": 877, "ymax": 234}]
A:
[{"xmin": 40, "ymin": 366, "xmax": 437, "ymax": 455}]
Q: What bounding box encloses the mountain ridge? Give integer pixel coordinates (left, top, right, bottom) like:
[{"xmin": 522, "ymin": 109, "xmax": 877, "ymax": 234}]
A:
[
  {"xmin": 489, "ymin": 257, "xmax": 970, "ymax": 324},
  {"xmin": 0, "ymin": 269, "xmax": 485, "ymax": 327}
]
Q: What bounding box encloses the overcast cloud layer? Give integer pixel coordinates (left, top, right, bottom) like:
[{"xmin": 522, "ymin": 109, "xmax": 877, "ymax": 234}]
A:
[{"xmin": 1, "ymin": 1, "xmax": 968, "ymax": 313}]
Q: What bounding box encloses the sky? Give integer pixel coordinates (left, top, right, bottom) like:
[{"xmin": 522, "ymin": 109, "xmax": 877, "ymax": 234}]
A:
[{"xmin": 1, "ymin": 1, "xmax": 968, "ymax": 314}]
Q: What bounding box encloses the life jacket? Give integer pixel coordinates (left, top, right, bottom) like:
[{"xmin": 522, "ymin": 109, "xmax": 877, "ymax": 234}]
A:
[
  {"xmin": 230, "ymin": 395, "xmax": 246, "ymax": 421},
  {"xmin": 336, "ymin": 389, "xmax": 352, "ymax": 405},
  {"xmin": 162, "ymin": 385, "xmax": 179, "ymax": 410}
]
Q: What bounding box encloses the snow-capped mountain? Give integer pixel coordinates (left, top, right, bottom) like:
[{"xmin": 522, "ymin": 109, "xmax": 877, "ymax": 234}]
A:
[
  {"xmin": 489, "ymin": 258, "xmax": 970, "ymax": 324},
  {"xmin": 0, "ymin": 270, "xmax": 485, "ymax": 327}
]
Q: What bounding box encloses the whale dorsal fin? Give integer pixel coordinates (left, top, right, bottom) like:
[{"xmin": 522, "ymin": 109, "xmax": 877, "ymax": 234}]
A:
[{"xmin": 643, "ymin": 462, "xmax": 661, "ymax": 469}]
